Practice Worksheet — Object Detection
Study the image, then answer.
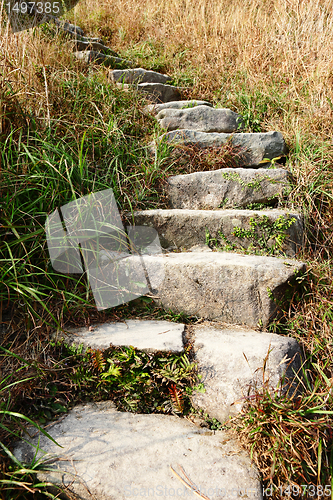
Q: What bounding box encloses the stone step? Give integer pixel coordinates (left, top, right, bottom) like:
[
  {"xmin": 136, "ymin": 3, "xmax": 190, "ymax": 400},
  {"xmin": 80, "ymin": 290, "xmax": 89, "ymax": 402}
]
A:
[
  {"xmin": 73, "ymin": 39, "xmax": 119, "ymax": 56},
  {"xmin": 158, "ymin": 130, "xmax": 288, "ymax": 166},
  {"xmin": 168, "ymin": 167, "xmax": 291, "ymax": 210},
  {"xmin": 145, "ymin": 99, "xmax": 213, "ymax": 115},
  {"xmin": 191, "ymin": 322, "xmax": 302, "ymax": 422},
  {"xmin": 110, "ymin": 68, "xmax": 171, "ymax": 84},
  {"xmin": 54, "ymin": 19, "xmax": 85, "ymax": 36},
  {"xmin": 95, "ymin": 252, "xmax": 304, "ymax": 328},
  {"xmin": 117, "ymin": 82, "xmax": 181, "ymax": 103},
  {"xmin": 130, "ymin": 208, "xmax": 304, "ymax": 257},
  {"xmin": 156, "ymin": 105, "xmax": 244, "ymax": 134},
  {"xmin": 55, "ymin": 319, "xmax": 185, "ymax": 353},
  {"xmin": 14, "ymin": 402, "xmax": 263, "ymax": 500},
  {"xmin": 74, "ymin": 51, "xmax": 133, "ymax": 68}
]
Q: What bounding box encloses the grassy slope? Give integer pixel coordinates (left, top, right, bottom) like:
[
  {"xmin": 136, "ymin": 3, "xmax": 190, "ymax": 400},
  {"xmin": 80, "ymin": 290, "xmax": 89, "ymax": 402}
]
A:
[{"xmin": 1, "ymin": 0, "xmax": 333, "ymax": 497}]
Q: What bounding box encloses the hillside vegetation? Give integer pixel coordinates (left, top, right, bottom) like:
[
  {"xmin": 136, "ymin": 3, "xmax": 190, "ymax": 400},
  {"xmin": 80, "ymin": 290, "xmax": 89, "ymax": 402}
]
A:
[{"xmin": 1, "ymin": 0, "xmax": 333, "ymax": 497}]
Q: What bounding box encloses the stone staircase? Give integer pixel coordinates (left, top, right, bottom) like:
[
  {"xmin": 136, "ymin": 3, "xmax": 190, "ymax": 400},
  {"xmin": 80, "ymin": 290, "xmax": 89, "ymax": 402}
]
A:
[{"xmin": 14, "ymin": 22, "xmax": 307, "ymax": 500}]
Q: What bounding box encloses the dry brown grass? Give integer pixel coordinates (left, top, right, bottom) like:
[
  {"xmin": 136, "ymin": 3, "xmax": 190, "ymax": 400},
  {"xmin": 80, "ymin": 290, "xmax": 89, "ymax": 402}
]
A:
[
  {"xmin": 67, "ymin": 0, "xmax": 333, "ymax": 143},
  {"xmin": 0, "ymin": 16, "xmax": 89, "ymax": 135}
]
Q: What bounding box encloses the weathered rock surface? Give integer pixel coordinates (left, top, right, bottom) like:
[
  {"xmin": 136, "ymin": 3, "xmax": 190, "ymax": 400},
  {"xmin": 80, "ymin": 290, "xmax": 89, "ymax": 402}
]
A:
[
  {"xmin": 56, "ymin": 319, "xmax": 185, "ymax": 353},
  {"xmin": 145, "ymin": 100, "xmax": 213, "ymax": 115},
  {"xmin": 74, "ymin": 39, "xmax": 118, "ymax": 55},
  {"xmin": 55, "ymin": 19, "xmax": 84, "ymax": 36},
  {"xmin": 142, "ymin": 252, "xmax": 305, "ymax": 327},
  {"xmin": 130, "ymin": 209, "xmax": 304, "ymax": 256},
  {"xmin": 168, "ymin": 168, "xmax": 291, "ymax": 210},
  {"xmin": 67, "ymin": 32, "xmax": 102, "ymax": 43},
  {"xmin": 14, "ymin": 402, "xmax": 262, "ymax": 500},
  {"xmin": 136, "ymin": 83, "xmax": 181, "ymax": 103},
  {"xmin": 159, "ymin": 130, "xmax": 288, "ymax": 166},
  {"xmin": 74, "ymin": 51, "xmax": 132, "ymax": 68},
  {"xmin": 110, "ymin": 68, "xmax": 171, "ymax": 84},
  {"xmin": 156, "ymin": 106, "xmax": 244, "ymax": 133},
  {"xmin": 191, "ymin": 323, "xmax": 303, "ymax": 422}
]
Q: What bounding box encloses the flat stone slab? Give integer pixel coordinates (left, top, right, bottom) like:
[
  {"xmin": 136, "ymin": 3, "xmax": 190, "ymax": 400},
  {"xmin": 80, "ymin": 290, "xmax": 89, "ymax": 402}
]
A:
[
  {"xmin": 156, "ymin": 106, "xmax": 244, "ymax": 133},
  {"xmin": 191, "ymin": 323, "xmax": 303, "ymax": 422},
  {"xmin": 110, "ymin": 68, "xmax": 171, "ymax": 84},
  {"xmin": 130, "ymin": 209, "xmax": 304, "ymax": 256},
  {"xmin": 168, "ymin": 168, "xmax": 291, "ymax": 210},
  {"xmin": 74, "ymin": 39, "xmax": 118, "ymax": 55},
  {"xmin": 56, "ymin": 319, "xmax": 185, "ymax": 353},
  {"xmin": 136, "ymin": 83, "xmax": 181, "ymax": 103},
  {"xmin": 159, "ymin": 130, "xmax": 288, "ymax": 166},
  {"xmin": 55, "ymin": 19, "xmax": 84, "ymax": 36},
  {"xmin": 14, "ymin": 402, "xmax": 262, "ymax": 500},
  {"xmin": 143, "ymin": 252, "xmax": 305, "ymax": 327},
  {"xmin": 74, "ymin": 51, "xmax": 132, "ymax": 68},
  {"xmin": 145, "ymin": 100, "xmax": 212, "ymax": 115}
]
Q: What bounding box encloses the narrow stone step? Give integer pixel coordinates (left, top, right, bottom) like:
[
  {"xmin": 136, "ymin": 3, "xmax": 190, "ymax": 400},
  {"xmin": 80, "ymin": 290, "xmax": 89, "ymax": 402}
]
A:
[
  {"xmin": 54, "ymin": 19, "xmax": 84, "ymax": 36},
  {"xmin": 145, "ymin": 99, "xmax": 213, "ymax": 115},
  {"xmin": 73, "ymin": 39, "xmax": 119, "ymax": 56},
  {"xmin": 168, "ymin": 167, "xmax": 291, "ymax": 210},
  {"xmin": 55, "ymin": 319, "xmax": 185, "ymax": 353},
  {"xmin": 14, "ymin": 402, "xmax": 263, "ymax": 499},
  {"xmin": 158, "ymin": 130, "xmax": 288, "ymax": 166},
  {"xmin": 117, "ymin": 83, "xmax": 181, "ymax": 103},
  {"xmin": 133, "ymin": 252, "xmax": 305, "ymax": 328},
  {"xmin": 68, "ymin": 33, "xmax": 102, "ymax": 43},
  {"xmin": 191, "ymin": 322, "xmax": 302, "ymax": 422},
  {"xmin": 74, "ymin": 51, "xmax": 132, "ymax": 68},
  {"xmin": 129, "ymin": 208, "xmax": 304, "ymax": 256},
  {"xmin": 110, "ymin": 68, "xmax": 171, "ymax": 84},
  {"xmin": 156, "ymin": 106, "xmax": 244, "ymax": 133}
]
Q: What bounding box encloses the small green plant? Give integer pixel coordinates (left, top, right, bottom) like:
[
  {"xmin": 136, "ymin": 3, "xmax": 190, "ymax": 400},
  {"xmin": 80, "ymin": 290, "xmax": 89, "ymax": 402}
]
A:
[
  {"xmin": 205, "ymin": 215, "xmax": 296, "ymax": 256},
  {"xmin": 231, "ymin": 215, "xmax": 296, "ymax": 255},
  {"xmin": 221, "ymin": 171, "xmax": 276, "ymax": 192},
  {"xmin": 205, "ymin": 227, "xmax": 237, "ymax": 252}
]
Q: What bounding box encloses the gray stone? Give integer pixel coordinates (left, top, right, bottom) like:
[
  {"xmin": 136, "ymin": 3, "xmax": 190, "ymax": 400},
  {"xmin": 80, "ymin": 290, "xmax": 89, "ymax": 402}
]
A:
[
  {"xmin": 192, "ymin": 323, "xmax": 303, "ymax": 422},
  {"xmin": 14, "ymin": 402, "xmax": 262, "ymax": 500},
  {"xmin": 130, "ymin": 209, "xmax": 304, "ymax": 257},
  {"xmin": 145, "ymin": 100, "xmax": 213, "ymax": 115},
  {"xmin": 55, "ymin": 319, "xmax": 185, "ymax": 353},
  {"xmin": 74, "ymin": 51, "xmax": 132, "ymax": 68},
  {"xmin": 110, "ymin": 68, "xmax": 171, "ymax": 84},
  {"xmin": 74, "ymin": 39, "xmax": 119, "ymax": 56},
  {"xmin": 136, "ymin": 83, "xmax": 181, "ymax": 103},
  {"xmin": 156, "ymin": 106, "xmax": 244, "ymax": 133},
  {"xmin": 55, "ymin": 19, "xmax": 84, "ymax": 36},
  {"xmin": 142, "ymin": 252, "xmax": 305, "ymax": 327},
  {"xmin": 168, "ymin": 168, "xmax": 291, "ymax": 210},
  {"xmin": 159, "ymin": 130, "xmax": 288, "ymax": 166}
]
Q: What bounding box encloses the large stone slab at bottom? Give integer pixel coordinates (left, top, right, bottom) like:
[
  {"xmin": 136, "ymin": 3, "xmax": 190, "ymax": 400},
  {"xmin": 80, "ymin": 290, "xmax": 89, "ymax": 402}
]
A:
[
  {"xmin": 159, "ymin": 130, "xmax": 288, "ymax": 166},
  {"xmin": 142, "ymin": 252, "xmax": 305, "ymax": 328},
  {"xmin": 191, "ymin": 323, "xmax": 302, "ymax": 423},
  {"xmin": 55, "ymin": 319, "xmax": 185, "ymax": 353},
  {"xmin": 130, "ymin": 208, "xmax": 304, "ymax": 257},
  {"xmin": 167, "ymin": 168, "xmax": 291, "ymax": 210},
  {"xmin": 14, "ymin": 402, "xmax": 262, "ymax": 500}
]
